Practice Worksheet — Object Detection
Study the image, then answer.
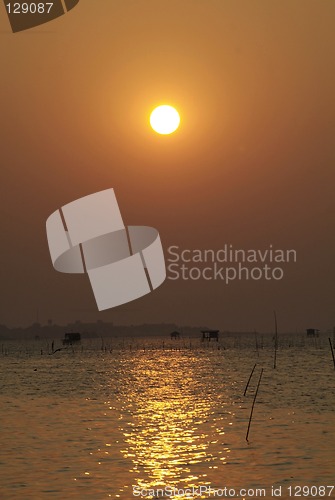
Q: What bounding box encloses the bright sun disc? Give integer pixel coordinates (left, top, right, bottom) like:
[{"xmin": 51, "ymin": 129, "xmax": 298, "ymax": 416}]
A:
[{"xmin": 150, "ymin": 105, "xmax": 180, "ymax": 135}]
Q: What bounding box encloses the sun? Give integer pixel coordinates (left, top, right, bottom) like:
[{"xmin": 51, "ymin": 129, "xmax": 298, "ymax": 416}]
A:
[{"xmin": 150, "ymin": 105, "xmax": 180, "ymax": 135}]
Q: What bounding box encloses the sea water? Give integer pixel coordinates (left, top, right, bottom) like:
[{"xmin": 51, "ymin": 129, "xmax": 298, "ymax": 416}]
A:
[{"xmin": 0, "ymin": 335, "xmax": 334, "ymax": 499}]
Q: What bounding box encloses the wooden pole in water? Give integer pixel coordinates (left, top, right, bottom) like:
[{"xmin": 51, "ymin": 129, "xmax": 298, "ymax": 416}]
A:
[
  {"xmin": 328, "ymin": 338, "xmax": 335, "ymax": 369},
  {"xmin": 273, "ymin": 310, "xmax": 278, "ymax": 369},
  {"xmin": 246, "ymin": 368, "xmax": 264, "ymax": 443},
  {"xmin": 254, "ymin": 331, "xmax": 259, "ymax": 357},
  {"xmin": 244, "ymin": 363, "xmax": 257, "ymax": 396}
]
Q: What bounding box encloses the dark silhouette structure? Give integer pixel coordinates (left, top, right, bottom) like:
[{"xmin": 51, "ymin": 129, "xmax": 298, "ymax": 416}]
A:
[
  {"xmin": 62, "ymin": 332, "xmax": 81, "ymax": 345},
  {"xmin": 170, "ymin": 331, "xmax": 180, "ymax": 340},
  {"xmin": 201, "ymin": 329, "xmax": 219, "ymax": 341},
  {"xmin": 306, "ymin": 328, "xmax": 319, "ymax": 337}
]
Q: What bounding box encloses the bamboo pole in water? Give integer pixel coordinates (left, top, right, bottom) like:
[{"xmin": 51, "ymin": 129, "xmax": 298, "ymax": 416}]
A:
[
  {"xmin": 244, "ymin": 363, "xmax": 257, "ymax": 396},
  {"xmin": 273, "ymin": 311, "xmax": 278, "ymax": 369},
  {"xmin": 328, "ymin": 338, "xmax": 335, "ymax": 369},
  {"xmin": 246, "ymin": 368, "xmax": 264, "ymax": 443},
  {"xmin": 254, "ymin": 331, "xmax": 259, "ymax": 357}
]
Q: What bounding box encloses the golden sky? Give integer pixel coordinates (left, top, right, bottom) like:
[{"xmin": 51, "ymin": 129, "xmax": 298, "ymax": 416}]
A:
[{"xmin": 0, "ymin": 1, "xmax": 334, "ymax": 330}]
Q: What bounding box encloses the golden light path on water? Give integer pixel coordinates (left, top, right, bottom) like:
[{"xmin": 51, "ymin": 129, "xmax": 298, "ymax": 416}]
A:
[{"xmin": 113, "ymin": 350, "xmax": 235, "ymax": 499}]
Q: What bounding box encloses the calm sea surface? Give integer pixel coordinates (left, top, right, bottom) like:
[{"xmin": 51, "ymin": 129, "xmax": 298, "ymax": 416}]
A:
[{"xmin": 0, "ymin": 335, "xmax": 334, "ymax": 499}]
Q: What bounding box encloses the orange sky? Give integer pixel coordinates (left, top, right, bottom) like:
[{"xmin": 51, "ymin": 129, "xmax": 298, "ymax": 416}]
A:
[{"xmin": 0, "ymin": 1, "xmax": 334, "ymax": 331}]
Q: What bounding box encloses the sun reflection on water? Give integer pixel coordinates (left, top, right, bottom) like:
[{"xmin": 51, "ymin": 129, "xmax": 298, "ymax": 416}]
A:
[{"xmin": 115, "ymin": 351, "xmax": 233, "ymax": 498}]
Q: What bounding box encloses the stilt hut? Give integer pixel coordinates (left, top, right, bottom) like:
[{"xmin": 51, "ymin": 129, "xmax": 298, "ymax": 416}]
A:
[
  {"xmin": 62, "ymin": 332, "xmax": 81, "ymax": 345},
  {"xmin": 201, "ymin": 329, "xmax": 219, "ymax": 341},
  {"xmin": 306, "ymin": 328, "xmax": 319, "ymax": 337}
]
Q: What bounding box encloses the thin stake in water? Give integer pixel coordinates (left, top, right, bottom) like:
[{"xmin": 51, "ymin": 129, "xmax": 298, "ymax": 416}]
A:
[
  {"xmin": 329, "ymin": 338, "xmax": 335, "ymax": 369},
  {"xmin": 246, "ymin": 368, "xmax": 264, "ymax": 443},
  {"xmin": 273, "ymin": 310, "xmax": 278, "ymax": 369},
  {"xmin": 244, "ymin": 363, "xmax": 257, "ymax": 396},
  {"xmin": 255, "ymin": 331, "xmax": 259, "ymax": 357}
]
